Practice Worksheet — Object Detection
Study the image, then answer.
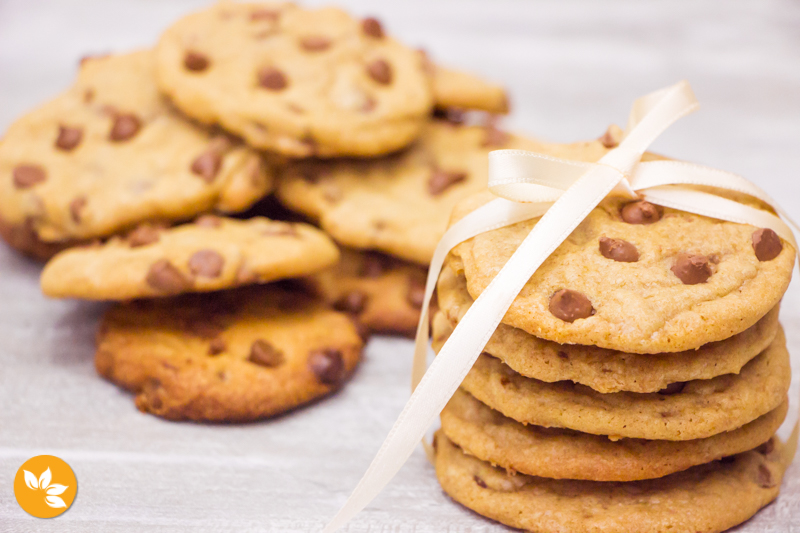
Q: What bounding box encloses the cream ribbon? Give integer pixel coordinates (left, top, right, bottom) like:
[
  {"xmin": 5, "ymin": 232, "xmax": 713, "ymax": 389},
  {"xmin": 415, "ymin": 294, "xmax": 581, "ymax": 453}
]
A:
[{"xmin": 322, "ymin": 80, "xmax": 800, "ymax": 532}]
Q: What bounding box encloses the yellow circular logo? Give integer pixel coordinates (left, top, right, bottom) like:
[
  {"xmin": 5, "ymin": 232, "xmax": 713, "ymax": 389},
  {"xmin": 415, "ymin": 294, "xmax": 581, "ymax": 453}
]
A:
[{"xmin": 14, "ymin": 455, "xmax": 77, "ymax": 518}]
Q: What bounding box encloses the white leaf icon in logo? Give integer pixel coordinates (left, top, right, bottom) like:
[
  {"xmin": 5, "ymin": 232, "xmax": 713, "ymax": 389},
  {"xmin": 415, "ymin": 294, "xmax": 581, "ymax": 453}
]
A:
[
  {"xmin": 46, "ymin": 484, "xmax": 67, "ymax": 496},
  {"xmin": 38, "ymin": 468, "xmax": 52, "ymax": 490},
  {"xmin": 45, "ymin": 495, "xmax": 67, "ymax": 508},
  {"xmin": 23, "ymin": 470, "xmax": 38, "ymax": 490}
]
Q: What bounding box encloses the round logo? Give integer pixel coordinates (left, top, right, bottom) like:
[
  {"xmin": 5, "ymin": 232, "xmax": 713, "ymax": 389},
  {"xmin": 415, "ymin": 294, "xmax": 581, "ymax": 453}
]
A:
[{"xmin": 14, "ymin": 455, "xmax": 77, "ymax": 518}]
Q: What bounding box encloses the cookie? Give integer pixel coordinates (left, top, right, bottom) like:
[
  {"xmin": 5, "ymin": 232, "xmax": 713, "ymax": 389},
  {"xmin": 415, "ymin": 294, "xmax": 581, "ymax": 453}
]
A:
[
  {"xmin": 434, "ymin": 432, "xmax": 788, "ymax": 533},
  {"xmin": 430, "ymin": 64, "xmax": 509, "ymax": 114},
  {"xmin": 456, "ymin": 331, "xmax": 790, "ymax": 441},
  {"xmin": 441, "ymin": 388, "xmax": 787, "ymax": 482},
  {"xmin": 301, "ymin": 248, "xmax": 427, "ymax": 337},
  {"xmin": 155, "ymin": 3, "xmax": 432, "ymax": 158},
  {"xmin": 95, "ymin": 285, "xmax": 363, "ymax": 421},
  {"xmin": 0, "ymin": 50, "xmax": 272, "ymax": 258},
  {"xmin": 41, "ymin": 216, "xmax": 339, "ymax": 300},
  {"xmin": 448, "ymin": 190, "xmax": 795, "ymax": 353},
  {"xmin": 276, "ymin": 120, "xmax": 611, "ymax": 264},
  {"xmin": 436, "ymin": 263, "xmax": 781, "ymax": 393}
]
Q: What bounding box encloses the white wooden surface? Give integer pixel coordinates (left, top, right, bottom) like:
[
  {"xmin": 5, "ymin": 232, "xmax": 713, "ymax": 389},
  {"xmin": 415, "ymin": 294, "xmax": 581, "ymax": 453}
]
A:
[{"xmin": 1, "ymin": 0, "xmax": 800, "ymax": 531}]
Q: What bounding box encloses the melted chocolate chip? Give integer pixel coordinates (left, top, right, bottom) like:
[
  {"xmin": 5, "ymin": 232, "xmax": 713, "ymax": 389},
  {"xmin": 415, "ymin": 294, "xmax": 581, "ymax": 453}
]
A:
[
  {"xmin": 752, "ymin": 228, "xmax": 782, "ymax": 261},
  {"xmin": 184, "ymin": 51, "xmax": 210, "ymax": 72},
  {"xmin": 208, "ymin": 337, "xmax": 227, "ymax": 355},
  {"xmin": 434, "ymin": 107, "xmax": 465, "ymax": 125},
  {"xmin": 366, "ymin": 59, "xmax": 392, "ymax": 85},
  {"xmin": 69, "ymin": 196, "xmax": 87, "ymax": 223},
  {"xmin": 428, "ymin": 168, "xmax": 467, "ymax": 195},
  {"xmin": 658, "ymin": 382, "xmax": 686, "ymax": 395},
  {"xmin": 109, "ymin": 114, "xmax": 141, "ymax": 142},
  {"xmin": 407, "ymin": 278, "xmax": 426, "ymax": 309},
  {"xmin": 334, "ymin": 291, "xmax": 368, "ymax": 314},
  {"xmin": 757, "ymin": 439, "xmax": 775, "ymax": 456},
  {"xmin": 55, "ymin": 125, "xmax": 83, "ymax": 150},
  {"xmin": 191, "ymin": 150, "xmax": 223, "ymax": 183},
  {"xmin": 188, "ymin": 249, "xmax": 225, "ymax": 278},
  {"xmin": 671, "ymin": 254, "xmax": 712, "ymax": 285},
  {"xmin": 362, "ymin": 17, "xmax": 384, "ymax": 38},
  {"xmin": 258, "ymin": 67, "xmax": 288, "ymax": 90},
  {"xmin": 300, "ymin": 36, "xmax": 331, "ymax": 52},
  {"xmin": 128, "ymin": 225, "xmax": 161, "ymax": 247},
  {"xmin": 620, "ymin": 200, "xmax": 662, "ymax": 224},
  {"xmin": 473, "ymin": 475, "xmax": 487, "ymax": 489},
  {"xmin": 248, "ymin": 339, "xmax": 284, "ymax": 367},
  {"xmin": 360, "ymin": 253, "xmax": 389, "ymax": 278},
  {"xmin": 598, "ymin": 237, "xmax": 639, "ymax": 262},
  {"xmin": 145, "ymin": 259, "xmax": 192, "ymax": 294},
  {"xmin": 308, "ymin": 349, "xmax": 345, "ymax": 385},
  {"xmin": 549, "ymin": 289, "xmax": 595, "ymax": 322},
  {"xmin": 757, "ymin": 463, "xmax": 776, "ymax": 488},
  {"xmin": 12, "ymin": 165, "xmax": 46, "ymax": 189}
]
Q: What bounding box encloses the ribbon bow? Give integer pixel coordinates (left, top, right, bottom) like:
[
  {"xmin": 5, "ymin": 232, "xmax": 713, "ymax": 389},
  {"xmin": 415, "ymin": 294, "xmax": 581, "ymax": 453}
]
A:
[{"xmin": 323, "ymin": 80, "xmax": 799, "ymax": 532}]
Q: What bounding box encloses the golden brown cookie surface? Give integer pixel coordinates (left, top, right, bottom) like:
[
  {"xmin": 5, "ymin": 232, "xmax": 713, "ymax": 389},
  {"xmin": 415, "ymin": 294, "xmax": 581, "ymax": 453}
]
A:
[
  {"xmin": 436, "ymin": 263, "xmax": 780, "ymax": 393},
  {"xmin": 434, "ymin": 432, "xmax": 788, "ymax": 533},
  {"xmin": 95, "ymin": 285, "xmax": 363, "ymax": 421},
  {"xmin": 0, "ymin": 50, "xmax": 271, "ymax": 252},
  {"xmin": 441, "ymin": 388, "xmax": 787, "ymax": 482},
  {"xmin": 156, "ymin": 3, "xmax": 432, "ymax": 157},
  {"xmin": 41, "ymin": 216, "xmax": 339, "ymax": 300}
]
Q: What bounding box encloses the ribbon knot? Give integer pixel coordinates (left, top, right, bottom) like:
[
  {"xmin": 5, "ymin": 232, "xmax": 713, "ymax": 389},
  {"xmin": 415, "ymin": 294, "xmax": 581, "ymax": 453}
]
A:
[{"xmin": 322, "ymin": 80, "xmax": 799, "ymax": 533}]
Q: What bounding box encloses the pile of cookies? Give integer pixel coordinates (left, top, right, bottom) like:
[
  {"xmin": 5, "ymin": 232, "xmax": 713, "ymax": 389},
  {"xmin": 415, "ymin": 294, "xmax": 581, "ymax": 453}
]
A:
[
  {"xmin": 0, "ymin": 2, "xmax": 538, "ymax": 422},
  {"xmin": 430, "ymin": 180, "xmax": 795, "ymax": 530}
]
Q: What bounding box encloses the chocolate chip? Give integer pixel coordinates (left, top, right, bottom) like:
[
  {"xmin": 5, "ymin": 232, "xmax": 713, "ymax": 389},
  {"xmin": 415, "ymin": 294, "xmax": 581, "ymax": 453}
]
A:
[
  {"xmin": 12, "ymin": 165, "xmax": 46, "ymax": 189},
  {"xmin": 191, "ymin": 150, "xmax": 223, "ymax": 183},
  {"xmin": 549, "ymin": 289, "xmax": 595, "ymax": 322},
  {"xmin": 128, "ymin": 225, "xmax": 161, "ymax": 247},
  {"xmin": 599, "ymin": 127, "xmax": 619, "ymax": 148},
  {"xmin": 300, "ymin": 36, "xmax": 331, "ymax": 51},
  {"xmin": 55, "ymin": 125, "xmax": 83, "ymax": 150},
  {"xmin": 69, "ymin": 196, "xmax": 87, "ymax": 223},
  {"xmin": 195, "ymin": 214, "xmax": 223, "ymax": 228},
  {"xmin": 308, "ymin": 349, "xmax": 345, "ymax": 385},
  {"xmin": 360, "ymin": 253, "xmax": 388, "ymax": 278},
  {"xmin": 757, "ymin": 463, "xmax": 776, "ymax": 488},
  {"xmin": 208, "ymin": 337, "xmax": 227, "ymax": 355},
  {"xmin": 109, "ymin": 114, "xmax": 141, "ymax": 142},
  {"xmin": 671, "ymin": 254, "xmax": 712, "ymax": 285},
  {"xmin": 362, "ymin": 17, "xmax": 384, "ymax": 38},
  {"xmin": 752, "ymin": 228, "xmax": 782, "ymax": 262},
  {"xmin": 184, "ymin": 51, "xmax": 210, "ymax": 71},
  {"xmin": 145, "ymin": 259, "xmax": 192, "ymax": 294},
  {"xmin": 658, "ymin": 382, "xmax": 686, "ymax": 395},
  {"xmin": 366, "ymin": 59, "xmax": 392, "ymax": 85},
  {"xmin": 258, "ymin": 67, "xmax": 288, "ymax": 90},
  {"xmin": 620, "ymin": 200, "xmax": 662, "ymax": 224},
  {"xmin": 248, "ymin": 339, "xmax": 284, "ymax": 367},
  {"xmin": 473, "ymin": 475, "xmax": 487, "ymax": 489},
  {"xmin": 598, "ymin": 237, "xmax": 639, "ymax": 262},
  {"xmin": 757, "ymin": 438, "xmax": 775, "ymax": 456},
  {"xmin": 188, "ymin": 249, "xmax": 225, "ymax": 278},
  {"xmin": 428, "ymin": 168, "xmax": 467, "ymax": 195},
  {"xmin": 334, "ymin": 291, "xmax": 368, "ymax": 314},
  {"xmin": 434, "ymin": 107, "xmax": 465, "ymax": 125},
  {"xmin": 407, "ymin": 278, "xmax": 426, "ymax": 309}
]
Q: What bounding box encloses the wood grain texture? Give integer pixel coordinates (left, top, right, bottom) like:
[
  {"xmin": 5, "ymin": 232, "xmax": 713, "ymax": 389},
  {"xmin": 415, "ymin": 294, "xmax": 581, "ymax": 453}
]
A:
[{"xmin": 1, "ymin": 0, "xmax": 799, "ymax": 531}]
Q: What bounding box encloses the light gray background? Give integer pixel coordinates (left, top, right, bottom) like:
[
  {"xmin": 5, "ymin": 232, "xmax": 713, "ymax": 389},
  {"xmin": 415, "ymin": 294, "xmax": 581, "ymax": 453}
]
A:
[{"xmin": 1, "ymin": 0, "xmax": 799, "ymax": 531}]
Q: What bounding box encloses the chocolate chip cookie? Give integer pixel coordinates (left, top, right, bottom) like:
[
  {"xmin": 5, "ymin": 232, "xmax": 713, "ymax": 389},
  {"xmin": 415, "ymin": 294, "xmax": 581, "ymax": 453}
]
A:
[
  {"xmin": 431, "ymin": 64, "xmax": 509, "ymax": 114},
  {"xmin": 441, "ymin": 388, "xmax": 787, "ymax": 482},
  {"xmin": 301, "ymin": 248, "xmax": 427, "ymax": 337},
  {"xmin": 436, "ymin": 262, "xmax": 781, "ymax": 393},
  {"xmin": 434, "ymin": 431, "xmax": 789, "ymax": 533},
  {"xmin": 95, "ymin": 285, "xmax": 363, "ymax": 421},
  {"xmin": 156, "ymin": 3, "xmax": 433, "ymax": 157},
  {"xmin": 41, "ymin": 216, "xmax": 339, "ymax": 300},
  {"xmin": 449, "ymin": 188, "xmax": 795, "ymax": 352},
  {"xmin": 275, "ymin": 119, "xmax": 611, "ymax": 264},
  {"xmin": 0, "ymin": 50, "xmax": 272, "ymax": 259}
]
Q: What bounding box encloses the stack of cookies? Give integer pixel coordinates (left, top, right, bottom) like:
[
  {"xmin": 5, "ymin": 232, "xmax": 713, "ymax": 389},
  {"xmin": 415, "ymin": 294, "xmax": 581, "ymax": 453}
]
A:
[
  {"xmin": 0, "ymin": 2, "xmax": 543, "ymax": 422},
  {"xmin": 430, "ymin": 174, "xmax": 795, "ymax": 530}
]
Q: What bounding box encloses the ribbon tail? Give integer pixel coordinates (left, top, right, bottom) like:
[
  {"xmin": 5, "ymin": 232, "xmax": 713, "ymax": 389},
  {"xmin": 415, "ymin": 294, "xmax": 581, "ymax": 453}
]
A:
[{"xmin": 322, "ymin": 165, "xmax": 624, "ymax": 533}]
